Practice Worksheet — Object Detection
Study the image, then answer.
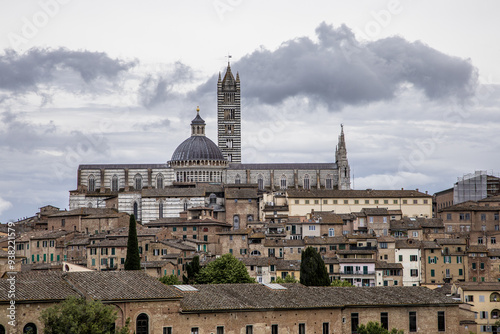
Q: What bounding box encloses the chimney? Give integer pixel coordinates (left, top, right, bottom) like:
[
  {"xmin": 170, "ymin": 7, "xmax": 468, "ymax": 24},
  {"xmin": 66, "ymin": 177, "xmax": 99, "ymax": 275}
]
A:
[
  {"xmin": 401, "ymin": 188, "xmax": 404, "ymax": 190},
  {"xmin": 416, "ymin": 188, "xmax": 419, "ymax": 192}
]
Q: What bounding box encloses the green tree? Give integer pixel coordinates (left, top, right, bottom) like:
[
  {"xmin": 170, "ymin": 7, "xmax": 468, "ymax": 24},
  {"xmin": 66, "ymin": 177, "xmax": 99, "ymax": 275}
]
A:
[
  {"xmin": 299, "ymin": 247, "xmax": 330, "ymax": 286},
  {"xmin": 124, "ymin": 214, "xmax": 141, "ymax": 270},
  {"xmin": 275, "ymin": 274, "xmax": 299, "ymax": 283},
  {"xmin": 330, "ymin": 279, "xmax": 354, "ymax": 287},
  {"xmin": 40, "ymin": 296, "xmax": 130, "ymax": 334},
  {"xmin": 196, "ymin": 253, "xmax": 255, "ymax": 284},
  {"xmin": 183, "ymin": 255, "xmax": 201, "ymax": 284},
  {"xmin": 159, "ymin": 274, "xmax": 182, "ymax": 285},
  {"xmin": 357, "ymin": 321, "xmax": 404, "ymax": 334}
]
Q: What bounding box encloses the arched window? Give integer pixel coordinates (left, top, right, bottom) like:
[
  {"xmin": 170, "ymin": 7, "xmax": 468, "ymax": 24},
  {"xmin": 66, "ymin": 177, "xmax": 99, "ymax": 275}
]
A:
[
  {"xmin": 156, "ymin": 173, "xmax": 164, "ymax": 189},
  {"xmin": 134, "ymin": 173, "xmax": 142, "ymax": 190},
  {"xmin": 0, "ymin": 325, "xmax": 5, "ymax": 334},
  {"xmin": 247, "ymin": 214, "xmax": 254, "ymax": 222},
  {"xmin": 258, "ymin": 174, "xmax": 264, "ymax": 191},
  {"xmin": 23, "ymin": 323, "xmax": 37, "ymax": 334},
  {"xmin": 491, "ymin": 292, "xmax": 500, "ymax": 302},
  {"xmin": 87, "ymin": 202, "xmax": 93, "ymax": 208},
  {"xmin": 159, "ymin": 202, "xmax": 164, "ymax": 219},
  {"xmin": 136, "ymin": 313, "xmax": 149, "ymax": 334},
  {"xmin": 303, "ymin": 174, "xmax": 310, "ymax": 190},
  {"xmin": 280, "ymin": 175, "xmax": 287, "ymax": 190},
  {"xmin": 111, "ymin": 175, "xmax": 118, "ymax": 192},
  {"xmin": 88, "ymin": 174, "xmax": 95, "ymax": 192},
  {"xmin": 233, "ymin": 215, "xmax": 240, "ymax": 230},
  {"xmin": 133, "ymin": 202, "xmax": 138, "ymax": 219},
  {"xmin": 235, "ymin": 174, "xmax": 241, "ymax": 184},
  {"xmin": 250, "ymin": 250, "xmax": 261, "ymax": 256},
  {"xmin": 183, "ymin": 201, "xmax": 189, "ymax": 211},
  {"xmin": 326, "ymin": 174, "xmax": 333, "ymax": 189}
]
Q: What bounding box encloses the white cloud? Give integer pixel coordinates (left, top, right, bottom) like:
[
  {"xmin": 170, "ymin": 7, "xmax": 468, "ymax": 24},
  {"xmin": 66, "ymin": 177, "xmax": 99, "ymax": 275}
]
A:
[{"xmin": 0, "ymin": 197, "xmax": 12, "ymax": 216}]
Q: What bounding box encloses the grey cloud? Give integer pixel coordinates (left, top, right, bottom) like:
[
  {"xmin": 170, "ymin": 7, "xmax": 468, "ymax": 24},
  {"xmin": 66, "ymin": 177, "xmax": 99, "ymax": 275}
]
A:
[
  {"xmin": 141, "ymin": 118, "xmax": 171, "ymax": 130},
  {"xmin": 197, "ymin": 22, "xmax": 477, "ymax": 110},
  {"xmin": 0, "ymin": 48, "xmax": 136, "ymax": 93},
  {"xmin": 138, "ymin": 61, "xmax": 195, "ymax": 109}
]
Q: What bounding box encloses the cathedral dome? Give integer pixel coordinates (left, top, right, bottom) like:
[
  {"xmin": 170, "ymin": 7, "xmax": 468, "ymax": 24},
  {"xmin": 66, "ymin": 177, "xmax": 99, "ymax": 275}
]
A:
[
  {"xmin": 171, "ymin": 136, "xmax": 225, "ymax": 162},
  {"xmin": 170, "ymin": 107, "xmax": 226, "ymax": 163}
]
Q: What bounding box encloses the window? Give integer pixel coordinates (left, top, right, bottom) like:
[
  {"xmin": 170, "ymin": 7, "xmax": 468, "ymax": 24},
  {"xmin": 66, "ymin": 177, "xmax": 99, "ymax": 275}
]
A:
[
  {"xmin": 217, "ymin": 326, "xmax": 224, "ymax": 334},
  {"xmin": 156, "ymin": 173, "xmax": 164, "ymax": 189},
  {"xmin": 326, "ymin": 175, "xmax": 333, "ymax": 189},
  {"xmin": 479, "ymin": 295, "xmax": 485, "ymax": 302},
  {"xmin": 431, "ymin": 269, "xmax": 435, "ymax": 277},
  {"xmin": 322, "ymin": 323, "xmax": 329, "ymax": 334},
  {"xmin": 410, "ymin": 269, "xmax": 418, "ymax": 277},
  {"xmin": 299, "ymin": 323, "xmax": 305, "ymax": 334},
  {"xmin": 472, "ymin": 263, "xmax": 476, "ymax": 270},
  {"xmin": 369, "ymin": 217, "xmax": 374, "ymax": 223},
  {"xmin": 303, "ymin": 174, "xmax": 310, "ymax": 189},
  {"xmin": 134, "ymin": 173, "xmax": 143, "ymax": 190},
  {"xmin": 413, "ymin": 200, "xmax": 418, "ymax": 204},
  {"xmin": 329, "ymin": 228, "xmax": 335, "ymax": 237},
  {"xmin": 493, "ymin": 237, "xmax": 497, "ymax": 244},
  {"xmin": 398, "ymin": 255, "xmax": 403, "ymax": 262},
  {"xmin": 133, "ymin": 202, "xmax": 138, "ymax": 219},
  {"xmin": 403, "ymin": 200, "xmax": 407, "ymax": 204},
  {"xmin": 480, "ymin": 262, "xmax": 485, "ymax": 270},
  {"xmin": 374, "ymin": 200, "xmax": 379, "ymax": 204},
  {"xmin": 409, "ymin": 312, "xmax": 417, "ymax": 332},
  {"xmin": 280, "ymin": 175, "xmax": 287, "ymax": 189},
  {"xmin": 351, "ymin": 313, "xmax": 359, "ymax": 333},
  {"xmin": 191, "ymin": 328, "xmax": 199, "ymax": 334},
  {"xmin": 235, "ymin": 174, "xmax": 241, "ymax": 184},
  {"xmin": 233, "ymin": 215, "xmax": 240, "ymax": 229},
  {"xmin": 379, "ymin": 242, "xmax": 387, "ymax": 249},
  {"xmin": 23, "ymin": 323, "xmax": 37, "ymax": 334},
  {"xmin": 159, "ymin": 202, "xmax": 164, "ymax": 219},
  {"xmin": 88, "ymin": 174, "xmax": 96, "ymax": 192},
  {"xmin": 393, "ymin": 200, "xmax": 398, "ymax": 204},
  {"xmin": 136, "ymin": 313, "xmax": 149, "ymax": 334},
  {"xmin": 410, "ymin": 255, "xmax": 417, "ymax": 262},
  {"xmin": 457, "ymin": 256, "xmax": 463, "ymax": 263},
  {"xmin": 365, "ymin": 200, "xmax": 370, "ymax": 204},
  {"xmin": 446, "ymin": 213, "xmax": 451, "ymax": 220},
  {"xmin": 437, "ymin": 311, "xmax": 445, "ymax": 331},
  {"xmin": 384, "ymin": 200, "xmax": 388, "ymax": 204},
  {"xmin": 309, "ymin": 225, "xmax": 316, "ymax": 231},
  {"xmin": 305, "ymin": 200, "xmax": 310, "ymax": 204},
  {"xmin": 258, "ymin": 174, "xmax": 264, "ymax": 190},
  {"xmin": 272, "ymin": 324, "xmax": 278, "ymax": 334},
  {"xmin": 465, "ymin": 295, "xmax": 473, "ymax": 302},
  {"xmin": 412, "ymin": 231, "xmax": 418, "ymax": 237},
  {"xmin": 163, "ymin": 327, "xmax": 172, "ymax": 334},
  {"xmin": 480, "ymin": 311, "xmax": 488, "ymax": 319},
  {"xmin": 478, "ymin": 237, "xmax": 483, "ymax": 244},
  {"xmin": 246, "ymin": 325, "xmax": 253, "ymax": 334},
  {"xmin": 381, "ymin": 312, "xmax": 388, "ymax": 330}
]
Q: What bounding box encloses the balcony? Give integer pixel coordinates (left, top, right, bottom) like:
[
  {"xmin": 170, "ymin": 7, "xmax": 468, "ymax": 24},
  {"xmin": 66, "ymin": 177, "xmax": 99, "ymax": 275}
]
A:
[{"xmin": 340, "ymin": 270, "xmax": 376, "ymax": 276}]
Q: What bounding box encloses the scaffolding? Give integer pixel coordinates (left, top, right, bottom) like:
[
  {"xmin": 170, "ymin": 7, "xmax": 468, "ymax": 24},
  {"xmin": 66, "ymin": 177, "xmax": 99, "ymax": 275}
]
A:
[{"xmin": 453, "ymin": 171, "xmax": 488, "ymax": 204}]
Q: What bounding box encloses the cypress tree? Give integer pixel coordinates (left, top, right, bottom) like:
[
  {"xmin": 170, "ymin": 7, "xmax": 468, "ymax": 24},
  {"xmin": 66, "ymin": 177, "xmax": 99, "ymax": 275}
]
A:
[
  {"xmin": 124, "ymin": 214, "xmax": 141, "ymax": 270},
  {"xmin": 300, "ymin": 246, "xmax": 330, "ymax": 286}
]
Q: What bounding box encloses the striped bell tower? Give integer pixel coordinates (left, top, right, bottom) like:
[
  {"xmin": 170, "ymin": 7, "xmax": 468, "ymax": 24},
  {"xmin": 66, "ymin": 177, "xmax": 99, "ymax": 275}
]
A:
[{"xmin": 217, "ymin": 62, "xmax": 241, "ymax": 163}]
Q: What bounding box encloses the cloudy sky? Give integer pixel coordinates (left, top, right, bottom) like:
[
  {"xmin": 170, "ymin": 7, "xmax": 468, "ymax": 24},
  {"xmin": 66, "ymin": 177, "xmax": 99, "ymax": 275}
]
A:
[{"xmin": 1, "ymin": 0, "xmax": 499, "ymax": 222}]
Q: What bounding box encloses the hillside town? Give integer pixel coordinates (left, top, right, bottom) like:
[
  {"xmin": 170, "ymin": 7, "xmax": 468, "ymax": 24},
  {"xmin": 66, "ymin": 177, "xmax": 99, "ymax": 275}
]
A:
[{"xmin": 1, "ymin": 64, "xmax": 499, "ymax": 333}]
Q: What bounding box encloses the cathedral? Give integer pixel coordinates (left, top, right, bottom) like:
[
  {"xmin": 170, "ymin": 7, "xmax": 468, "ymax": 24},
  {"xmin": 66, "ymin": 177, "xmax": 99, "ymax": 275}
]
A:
[{"xmin": 69, "ymin": 63, "xmax": 351, "ymax": 223}]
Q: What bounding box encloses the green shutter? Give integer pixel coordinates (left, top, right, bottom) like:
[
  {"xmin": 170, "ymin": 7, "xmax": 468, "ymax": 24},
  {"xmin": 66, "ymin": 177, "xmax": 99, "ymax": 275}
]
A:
[
  {"xmin": 57, "ymin": 255, "xmax": 60, "ymax": 262},
  {"xmin": 50, "ymin": 254, "xmax": 53, "ymax": 262},
  {"xmin": 32, "ymin": 255, "xmax": 35, "ymax": 263},
  {"xmin": 431, "ymin": 269, "xmax": 435, "ymax": 277},
  {"xmin": 459, "ymin": 269, "xmax": 463, "ymax": 276},
  {"xmin": 428, "ymin": 256, "xmax": 431, "ymax": 264}
]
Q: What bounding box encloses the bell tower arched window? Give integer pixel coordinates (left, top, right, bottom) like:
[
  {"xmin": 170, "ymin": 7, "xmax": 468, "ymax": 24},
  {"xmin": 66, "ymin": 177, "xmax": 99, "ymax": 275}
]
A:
[
  {"xmin": 159, "ymin": 202, "xmax": 164, "ymax": 219},
  {"xmin": 235, "ymin": 174, "xmax": 241, "ymax": 184},
  {"xmin": 326, "ymin": 174, "xmax": 333, "ymax": 189}
]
